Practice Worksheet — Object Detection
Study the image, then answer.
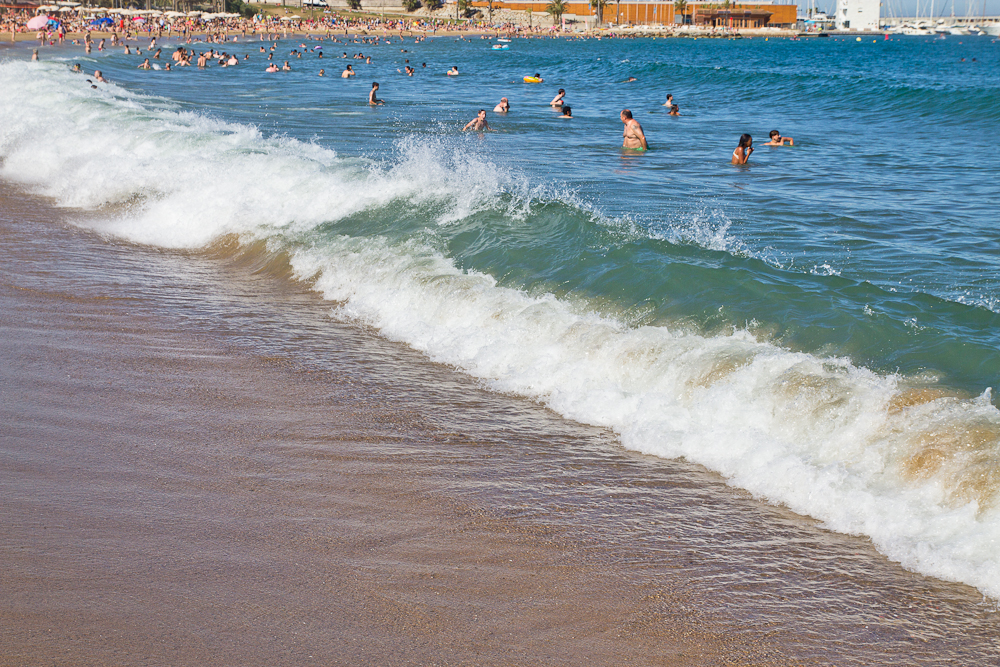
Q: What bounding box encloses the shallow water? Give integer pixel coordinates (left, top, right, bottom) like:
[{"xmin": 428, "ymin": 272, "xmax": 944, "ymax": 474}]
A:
[{"xmin": 2, "ymin": 32, "xmax": 1000, "ymax": 622}]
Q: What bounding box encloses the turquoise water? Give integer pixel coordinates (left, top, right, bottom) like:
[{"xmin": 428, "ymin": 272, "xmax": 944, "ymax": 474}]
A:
[{"xmin": 2, "ymin": 33, "xmax": 1000, "ymax": 601}]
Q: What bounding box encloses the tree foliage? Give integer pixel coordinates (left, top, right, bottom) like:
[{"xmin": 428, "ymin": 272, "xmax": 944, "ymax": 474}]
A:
[{"xmin": 546, "ymin": 0, "xmax": 567, "ymax": 20}]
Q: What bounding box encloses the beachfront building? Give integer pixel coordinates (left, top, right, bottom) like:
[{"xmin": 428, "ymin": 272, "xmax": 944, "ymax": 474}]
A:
[
  {"xmin": 835, "ymin": 0, "xmax": 879, "ymax": 30},
  {"xmin": 465, "ymin": 1, "xmax": 797, "ymax": 28}
]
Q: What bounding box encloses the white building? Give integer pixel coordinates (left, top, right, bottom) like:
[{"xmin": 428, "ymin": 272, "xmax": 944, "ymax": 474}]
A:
[{"xmin": 835, "ymin": 0, "xmax": 880, "ymax": 30}]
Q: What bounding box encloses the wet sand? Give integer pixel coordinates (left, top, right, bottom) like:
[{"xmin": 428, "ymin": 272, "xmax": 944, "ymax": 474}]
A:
[
  {"xmin": 2, "ymin": 185, "xmax": 999, "ymax": 666},
  {"xmin": 0, "ymin": 186, "xmax": 737, "ymax": 666}
]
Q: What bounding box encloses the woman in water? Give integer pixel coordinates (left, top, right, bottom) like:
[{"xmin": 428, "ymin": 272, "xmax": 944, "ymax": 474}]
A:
[{"xmin": 732, "ymin": 134, "xmax": 753, "ymax": 165}]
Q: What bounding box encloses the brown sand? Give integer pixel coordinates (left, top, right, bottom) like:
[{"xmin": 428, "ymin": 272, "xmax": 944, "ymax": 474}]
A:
[
  {"xmin": 3, "ymin": 184, "xmax": 997, "ymax": 666},
  {"xmin": 0, "ymin": 188, "xmax": 739, "ymax": 666}
]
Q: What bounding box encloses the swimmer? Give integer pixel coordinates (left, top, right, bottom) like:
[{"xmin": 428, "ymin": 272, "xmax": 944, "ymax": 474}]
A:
[
  {"xmin": 369, "ymin": 82, "xmax": 384, "ymax": 105},
  {"xmin": 550, "ymin": 88, "xmax": 565, "ymax": 107},
  {"xmin": 72, "ymin": 63, "xmax": 81, "ymax": 72},
  {"xmin": 318, "ymin": 69, "xmax": 325, "ymax": 76},
  {"xmin": 493, "ymin": 97, "xmax": 510, "ymax": 113},
  {"xmin": 620, "ymin": 109, "xmax": 648, "ymax": 150},
  {"xmin": 762, "ymin": 129, "xmax": 793, "ymax": 146},
  {"xmin": 265, "ymin": 62, "xmax": 279, "ymax": 72},
  {"xmin": 732, "ymin": 134, "xmax": 753, "ymax": 164},
  {"xmin": 342, "ymin": 64, "xmax": 355, "ymax": 77},
  {"xmin": 663, "ymin": 93, "xmax": 674, "ymax": 107},
  {"xmin": 626, "ymin": 76, "xmax": 637, "ymax": 82},
  {"xmin": 94, "ymin": 70, "xmax": 106, "ymax": 82},
  {"xmin": 227, "ymin": 54, "xmax": 238, "ymax": 66},
  {"xmin": 282, "ymin": 61, "xmax": 291, "ymax": 71},
  {"xmin": 447, "ymin": 65, "xmax": 459, "ymax": 76},
  {"xmin": 463, "ymin": 109, "xmax": 491, "ymax": 131},
  {"xmin": 668, "ymin": 104, "xmax": 680, "ymax": 116},
  {"xmin": 137, "ymin": 58, "xmax": 151, "ymax": 70},
  {"xmin": 559, "ymin": 105, "xmax": 572, "ymax": 118}
]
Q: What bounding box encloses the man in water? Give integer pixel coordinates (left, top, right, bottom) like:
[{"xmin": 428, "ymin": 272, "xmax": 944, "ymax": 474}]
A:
[
  {"xmin": 342, "ymin": 64, "xmax": 355, "ymax": 77},
  {"xmin": 447, "ymin": 65, "xmax": 459, "ymax": 76},
  {"xmin": 462, "ymin": 109, "xmax": 491, "ymax": 131},
  {"xmin": 493, "ymin": 97, "xmax": 509, "ymax": 113},
  {"xmin": 668, "ymin": 104, "xmax": 680, "ymax": 116},
  {"xmin": 369, "ymin": 82, "xmax": 384, "ymax": 105},
  {"xmin": 762, "ymin": 129, "xmax": 794, "ymax": 146},
  {"xmin": 620, "ymin": 109, "xmax": 648, "ymax": 150}
]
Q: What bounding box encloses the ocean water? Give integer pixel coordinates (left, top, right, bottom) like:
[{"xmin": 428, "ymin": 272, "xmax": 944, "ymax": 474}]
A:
[{"xmin": 2, "ymin": 32, "xmax": 1000, "ymax": 611}]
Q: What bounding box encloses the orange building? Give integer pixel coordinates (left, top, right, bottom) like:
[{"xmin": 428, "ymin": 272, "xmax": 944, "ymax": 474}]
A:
[{"xmin": 468, "ymin": 1, "xmax": 797, "ymax": 28}]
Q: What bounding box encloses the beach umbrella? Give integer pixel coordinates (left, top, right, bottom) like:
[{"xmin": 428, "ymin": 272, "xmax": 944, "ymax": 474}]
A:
[{"xmin": 27, "ymin": 15, "xmax": 50, "ymax": 30}]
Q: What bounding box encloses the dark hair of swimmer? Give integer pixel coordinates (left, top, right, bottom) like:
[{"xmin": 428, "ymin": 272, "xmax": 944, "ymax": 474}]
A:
[
  {"xmin": 561, "ymin": 105, "xmax": 571, "ymax": 116},
  {"xmin": 558, "ymin": 88, "xmax": 565, "ymax": 94},
  {"xmin": 769, "ymin": 129, "xmax": 780, "ymax": 139},
  {"xmin": 372, "ymin": 81, "xmax": 379, "ymax": 88},
  {"xmin": 739, "ymin": 133, "xmax": 753, "ymax": 148},
  {"xmin": 621, "ymin": 109, "xmax": 633, "ymax": 119}
]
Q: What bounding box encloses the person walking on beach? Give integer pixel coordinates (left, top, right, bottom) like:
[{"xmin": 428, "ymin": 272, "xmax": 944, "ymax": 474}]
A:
[
  {"xmin": 463, "ymin": 109, "xmax": 491, "ymax": 132},
  {"xmin": 732, "ymin": 134, "xmax": 753, "ymax": 164},
  {"xmin": 620, "ymin": 109, "xmax": 648, "ymax": 151},
  {"xmin": 369, "ymin": 82, "xmax": 384, "ymax": 105}
]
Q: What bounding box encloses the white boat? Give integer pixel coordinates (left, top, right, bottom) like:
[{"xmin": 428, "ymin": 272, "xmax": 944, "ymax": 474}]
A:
[
  {"xmin": 492, "ymin": 44, "xmax": 508, "ymax": 50},
  {"xmin": 983, "ymin": 24, "xmax": 1000, "ymax": 36}
]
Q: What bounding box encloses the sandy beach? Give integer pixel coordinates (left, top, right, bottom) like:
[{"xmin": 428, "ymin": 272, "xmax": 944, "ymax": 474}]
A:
[{"xmin": 0, "ymin": 185, "xmax": 755, "ymax": 666}]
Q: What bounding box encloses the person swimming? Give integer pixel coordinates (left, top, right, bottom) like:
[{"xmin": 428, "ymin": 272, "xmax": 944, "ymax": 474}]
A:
[
  {"xmin": 550, "ymin": 89, "xmax": 565, "ymax": 107},
  {"xmin": 447, "ymin": 65, "xmax": 459, "ymax": 76},
  {"xmin": 369, "ymin": 81, "xmax": 384, "ymax": 105},
  {"xmin": 732, "ymin": 134, "xmax": 753, "ymax": 164},
  {"xmin": 668, "ymin": 104, "xmax": 680, "ymax": 116},
  {"xmin": 493, "ymin": 97, "xmax": 510, "ymax": 113},
  {"xmin": 342, "ymin": 64, "xmax": 355, "ymax": 77},
  {"xmin": 559, "ymin": 105, "xmax": 572, "ymax": 118},
  {"xmin": 463, "ymin": 109, "xmax": 491, "ymax": 131},
  {"xmin": 762, "ymin": 129, "xmax": 793, "ymax": 146}
]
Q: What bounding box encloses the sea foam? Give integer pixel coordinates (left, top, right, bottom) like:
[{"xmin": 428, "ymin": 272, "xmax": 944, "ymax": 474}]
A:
[{"xmin": 3, "ymin": 61, "xmax": 999, "ymax": 599}]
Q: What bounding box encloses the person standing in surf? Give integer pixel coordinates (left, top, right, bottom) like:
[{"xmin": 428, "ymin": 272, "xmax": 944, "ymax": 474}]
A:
[
  {"xmin": 732, "ymin": 134, "xmax": 753, "ymax": 164},
  {"xmin": 620, "ymin": 109, "xmax": 648, "ymax": 151},
  {"xmin": 463, "ymin": 109, "xmax": 491, "ymax": 132},
  {"xmin": 368, "ymin": 82, "xmax": 384, "ymax": 105}
]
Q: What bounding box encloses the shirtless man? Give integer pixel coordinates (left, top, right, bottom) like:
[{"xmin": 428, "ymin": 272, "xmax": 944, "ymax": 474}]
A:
[
  {"xmin": 197, "ymin": 52, "xmax": 208, "ymax": 67},
  {"xmin": 620, "ymin": 109, "xmax": 648, "ymax": 151},
  {"xmin": 549, "ymin": 88, "xmax": 565, "ymax": 107},
  {"xmin": 463, "ymin": 109, "xmax": 490, "ymax": 131},
  {"xmin": 447, "ymin": 65, "xmax": 459, "ymax": 76},
  {"xmin": 137, "ymin": 58, "xmax": 151, "ymax": 69},
  {"xmin": 368, "ymin": 82, "xmax": 384, "ymax": 105},
  {"xmin": 342, "ymin": 64, "xmax": 355, "ymax": 77},
  {"xmin": 265, "ymin": 62, "xmax": 279, "ymax": 72},
  {"xmin": 762, "ymin": 129, "xmax": 794, "ymax": 146},
  {"xmin": 493, "ymin": 97, "xmax": 509, "ymax": 113},
  {"xmin": 94, "ymin": 69, "xmax": 106, "ymax": 82}
]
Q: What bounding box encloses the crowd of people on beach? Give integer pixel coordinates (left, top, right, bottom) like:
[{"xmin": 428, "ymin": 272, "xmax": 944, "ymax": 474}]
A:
[{"xmin": 22, "ymin": 11, "xmax": 797, "ymax": 165}]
